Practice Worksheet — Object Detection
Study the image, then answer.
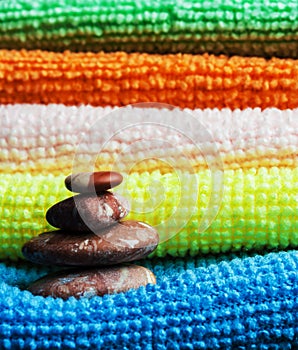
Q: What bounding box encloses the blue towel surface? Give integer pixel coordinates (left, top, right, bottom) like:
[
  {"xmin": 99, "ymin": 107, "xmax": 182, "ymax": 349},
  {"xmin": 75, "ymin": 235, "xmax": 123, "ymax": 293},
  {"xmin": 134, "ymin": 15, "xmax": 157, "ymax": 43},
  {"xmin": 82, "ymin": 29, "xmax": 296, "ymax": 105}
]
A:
[{"xmin": 0, "ymin": 250, "xmax": 297, "ymax": 349}]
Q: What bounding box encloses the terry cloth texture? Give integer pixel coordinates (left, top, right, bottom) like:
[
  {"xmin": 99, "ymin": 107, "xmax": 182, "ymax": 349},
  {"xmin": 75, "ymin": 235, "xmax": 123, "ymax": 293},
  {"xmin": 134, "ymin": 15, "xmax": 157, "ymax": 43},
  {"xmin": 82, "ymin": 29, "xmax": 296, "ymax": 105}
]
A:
[
  {"xmin": 0, "ymin": 50, "xmax": 298, "ymax": 109},
  {"xmin": 0, "ymin": 0, "xmax": 297, "ymax": 58},
  {"xmin": 1, "ymin": 168, "xmax": 297, "ymax": 261},
  {"xmin": 0, "ymin": 105, "xmax": 297, "ymax": 175},
  {"xmin": 0, "ymin": 0, "xmax": 297, "ymax": 347},
  {"xmin": 0, "ymin": 250, "xmax": 297, "ymax": 349}
]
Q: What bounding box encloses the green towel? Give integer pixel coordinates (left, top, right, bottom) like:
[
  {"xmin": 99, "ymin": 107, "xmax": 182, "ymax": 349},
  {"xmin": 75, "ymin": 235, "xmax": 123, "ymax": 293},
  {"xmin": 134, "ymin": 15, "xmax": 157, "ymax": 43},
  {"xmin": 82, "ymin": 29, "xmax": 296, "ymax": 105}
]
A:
[{"xmin": 0, "ymin": 0, "xmax": 297, "ymax": 57}]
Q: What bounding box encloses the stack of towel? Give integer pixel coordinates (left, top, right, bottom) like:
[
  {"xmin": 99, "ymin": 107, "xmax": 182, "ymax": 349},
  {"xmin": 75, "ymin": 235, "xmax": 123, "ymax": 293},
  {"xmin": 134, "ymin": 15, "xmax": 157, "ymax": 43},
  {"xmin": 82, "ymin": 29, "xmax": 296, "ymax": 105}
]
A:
[{"xmin": 0, "ymin": 1, "xmax": 297, "ymax": 348}]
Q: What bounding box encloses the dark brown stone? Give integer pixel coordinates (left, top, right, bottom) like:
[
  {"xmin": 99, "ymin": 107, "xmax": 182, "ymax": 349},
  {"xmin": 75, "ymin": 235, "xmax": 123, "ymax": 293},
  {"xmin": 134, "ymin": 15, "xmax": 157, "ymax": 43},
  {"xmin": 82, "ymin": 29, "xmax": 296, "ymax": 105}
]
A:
[
  {"xmin": 27, "ymin": 264, "xmax": 156, "ymax": 299},
  {"xmin": 65, "ymin": 171, "xmax": 123, "ymax": 193},
  {"xmin": 22, "ymin": 221, "xmax": 159, "ymax": 266},
  {"xmin": 46, "ymin": 192, "xmax": 129, "ymax": 232}
]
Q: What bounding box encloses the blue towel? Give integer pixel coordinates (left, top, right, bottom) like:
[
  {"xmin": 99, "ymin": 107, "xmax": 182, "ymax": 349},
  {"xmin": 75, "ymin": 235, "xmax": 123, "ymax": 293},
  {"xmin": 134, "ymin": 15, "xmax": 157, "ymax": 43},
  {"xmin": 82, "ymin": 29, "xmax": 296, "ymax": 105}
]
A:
[{"xmin": 0, "ymin": 250, "xmax": 297, "ymax": 349}]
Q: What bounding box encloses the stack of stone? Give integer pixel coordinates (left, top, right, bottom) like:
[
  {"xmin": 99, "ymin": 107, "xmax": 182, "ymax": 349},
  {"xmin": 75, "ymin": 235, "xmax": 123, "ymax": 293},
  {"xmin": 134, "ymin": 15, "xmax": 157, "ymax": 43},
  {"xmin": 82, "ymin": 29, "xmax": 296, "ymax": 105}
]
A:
[{"xmin": 22, "ymin": 171, "xmax": 159, "ymax": 299}]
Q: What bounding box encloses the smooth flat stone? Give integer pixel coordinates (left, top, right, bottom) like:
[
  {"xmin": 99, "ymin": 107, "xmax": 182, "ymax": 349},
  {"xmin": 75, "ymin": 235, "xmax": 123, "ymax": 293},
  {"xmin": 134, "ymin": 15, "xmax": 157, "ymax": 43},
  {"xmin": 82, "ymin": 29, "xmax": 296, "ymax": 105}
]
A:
[
  {"xmin": 46, "ymin": 192, "xmax": 129, "ymax": 232},
  {"xmin": 22, "ymin": 221, "xmax": 159, "ymax": 266},
  {"xmin": 65, "ymin": 171, "xmax": 123, "ymax": 193},
  {"xmin": 28, "ymin": 265, "xmax": 156, "ymax": 299}
]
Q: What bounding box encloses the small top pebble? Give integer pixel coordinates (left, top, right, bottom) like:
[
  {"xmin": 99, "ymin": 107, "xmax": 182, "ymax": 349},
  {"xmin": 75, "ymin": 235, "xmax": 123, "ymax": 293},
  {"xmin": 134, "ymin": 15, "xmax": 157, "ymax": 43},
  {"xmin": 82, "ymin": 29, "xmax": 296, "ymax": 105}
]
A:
[{"xmin": 65, "ymin": 171, "xmax": 123, "ymax": 193}]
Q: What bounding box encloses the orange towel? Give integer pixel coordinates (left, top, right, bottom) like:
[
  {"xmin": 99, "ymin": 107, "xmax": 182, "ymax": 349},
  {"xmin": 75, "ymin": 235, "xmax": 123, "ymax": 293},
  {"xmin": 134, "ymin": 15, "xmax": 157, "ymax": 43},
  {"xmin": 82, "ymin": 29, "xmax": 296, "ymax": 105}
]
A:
[{"xmin": 0, "ymin": 50, "xmax": 297, "ymax": 109}]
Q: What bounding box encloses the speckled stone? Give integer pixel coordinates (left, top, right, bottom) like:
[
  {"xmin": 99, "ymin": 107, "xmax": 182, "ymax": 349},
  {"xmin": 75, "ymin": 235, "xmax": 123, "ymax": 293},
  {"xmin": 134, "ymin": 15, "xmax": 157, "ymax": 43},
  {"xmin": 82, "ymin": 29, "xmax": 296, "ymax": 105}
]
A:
[
  {"xmin": 46, "ymin": 192, "xmax": 129, "ymax": 232},
  {"xmin": 22, "ymin": 221, "xmax": 159, "ymax": 266},
  {"xmin": 27, "ymin": 265, "xmax": 156, "ymax": 299},
  {"xmin": 65, "ymin": 171, "xmax": 123, "ymax": 193}
]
